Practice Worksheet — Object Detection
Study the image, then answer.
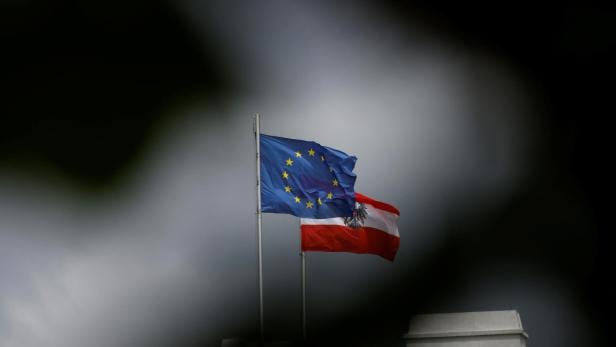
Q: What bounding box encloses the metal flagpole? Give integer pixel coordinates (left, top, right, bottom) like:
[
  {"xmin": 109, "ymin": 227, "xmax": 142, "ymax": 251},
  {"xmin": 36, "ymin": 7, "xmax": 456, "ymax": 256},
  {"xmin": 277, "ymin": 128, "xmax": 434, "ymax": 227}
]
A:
[
  {"xmin": 300, "ymin": 220, "xmax": 307, "ymax": 342},
  {"xmin": 254, "ymin": 114, "xmax": 264, "ymax": 342}
]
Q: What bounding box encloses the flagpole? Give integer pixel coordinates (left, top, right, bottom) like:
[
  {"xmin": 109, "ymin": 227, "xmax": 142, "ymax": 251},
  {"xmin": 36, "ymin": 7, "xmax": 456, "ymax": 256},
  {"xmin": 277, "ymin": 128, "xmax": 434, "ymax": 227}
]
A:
[
  {"xmin": 254, "ymin": 114, "xmax": 264, "ymax": 342},
  {"xmin": 300, "ymin": 221, "xmax": 307, "ymax": 342}
]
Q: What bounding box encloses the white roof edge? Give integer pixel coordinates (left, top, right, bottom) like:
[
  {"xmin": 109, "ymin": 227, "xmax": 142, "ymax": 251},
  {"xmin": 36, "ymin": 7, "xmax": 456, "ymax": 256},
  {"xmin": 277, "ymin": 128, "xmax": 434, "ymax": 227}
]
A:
[
  {"xmin": 404, "ymin": 310, "xmax": 528, "ymax": 339},
  {"xmin": 403, "ymin": 328, "xmax": 529, "ymax": 339}
]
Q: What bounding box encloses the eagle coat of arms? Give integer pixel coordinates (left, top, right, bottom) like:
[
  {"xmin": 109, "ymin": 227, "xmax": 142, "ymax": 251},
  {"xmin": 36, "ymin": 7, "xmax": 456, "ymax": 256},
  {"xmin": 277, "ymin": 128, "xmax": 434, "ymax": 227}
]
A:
[{"xmin": 344, "ymin": 202, "xmax": 368, "ymax": 228}]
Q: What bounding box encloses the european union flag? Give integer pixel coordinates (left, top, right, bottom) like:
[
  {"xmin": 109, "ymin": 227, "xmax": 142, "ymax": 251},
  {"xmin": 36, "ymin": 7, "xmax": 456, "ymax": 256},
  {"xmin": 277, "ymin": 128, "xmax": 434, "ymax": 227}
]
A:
[{"xmin": 260, "ymin": 134, "xmax": 357, "ymax": 218}]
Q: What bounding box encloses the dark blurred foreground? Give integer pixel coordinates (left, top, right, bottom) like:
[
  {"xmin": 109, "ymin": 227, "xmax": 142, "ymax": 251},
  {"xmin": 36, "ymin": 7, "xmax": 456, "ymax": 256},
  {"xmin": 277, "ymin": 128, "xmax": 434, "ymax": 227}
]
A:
[{"xmin": 1, "ymin": 1, "xmax": 613, "ymax": 346}]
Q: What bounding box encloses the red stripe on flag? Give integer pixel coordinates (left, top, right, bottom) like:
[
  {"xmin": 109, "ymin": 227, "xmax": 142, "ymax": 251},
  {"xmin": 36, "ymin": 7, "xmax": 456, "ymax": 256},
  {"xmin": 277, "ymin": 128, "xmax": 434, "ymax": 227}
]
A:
[
  {"xmin": 301, "ymin": 224, "xmax": 400, "ymax": 261},
  {"xmin": 355, "ymin": 193, "xmax": 400, "ymax": 216}
]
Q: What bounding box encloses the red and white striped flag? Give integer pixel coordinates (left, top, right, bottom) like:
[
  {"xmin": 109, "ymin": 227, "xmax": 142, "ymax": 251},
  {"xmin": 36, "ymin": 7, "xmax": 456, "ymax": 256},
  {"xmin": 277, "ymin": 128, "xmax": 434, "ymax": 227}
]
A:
[{"xmin": 300, "ymin": 193, "xmax": 400, "ymax": 261}]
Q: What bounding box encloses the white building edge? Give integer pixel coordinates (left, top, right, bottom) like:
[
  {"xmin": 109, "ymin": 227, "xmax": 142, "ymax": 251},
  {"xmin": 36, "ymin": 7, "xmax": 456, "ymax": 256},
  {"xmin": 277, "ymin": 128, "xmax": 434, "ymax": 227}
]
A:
[{"xmin": 404, "ymin": 310, "xmax": 528, "ymax": 347}]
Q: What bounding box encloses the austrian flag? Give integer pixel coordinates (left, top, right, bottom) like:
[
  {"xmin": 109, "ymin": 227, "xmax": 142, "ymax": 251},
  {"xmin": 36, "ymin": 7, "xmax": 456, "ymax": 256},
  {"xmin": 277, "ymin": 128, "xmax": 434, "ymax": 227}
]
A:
[{"xmin": 301, "ymin": 193, "xmax": 400, "ymax": 261}]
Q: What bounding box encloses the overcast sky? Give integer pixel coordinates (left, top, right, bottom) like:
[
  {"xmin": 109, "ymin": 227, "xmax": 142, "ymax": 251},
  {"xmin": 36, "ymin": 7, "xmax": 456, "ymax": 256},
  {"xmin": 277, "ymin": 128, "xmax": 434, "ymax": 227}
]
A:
[{"xmin": 0, "ymin": 1, "xmax": 601, "ymax": 346}]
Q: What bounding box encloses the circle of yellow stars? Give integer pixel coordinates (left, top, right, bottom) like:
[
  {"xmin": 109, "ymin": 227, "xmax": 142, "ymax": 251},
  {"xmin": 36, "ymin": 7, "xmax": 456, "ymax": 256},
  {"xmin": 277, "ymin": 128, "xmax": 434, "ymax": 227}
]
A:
[{"xmin": 281, "ymin": 148, "xmax": 340, "ymax": 209}]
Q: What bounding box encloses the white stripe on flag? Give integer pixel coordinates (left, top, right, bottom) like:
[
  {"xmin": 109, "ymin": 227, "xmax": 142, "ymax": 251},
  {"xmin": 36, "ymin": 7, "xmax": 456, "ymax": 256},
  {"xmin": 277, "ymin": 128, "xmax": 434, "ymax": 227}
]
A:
[{"xmin": 301, "ymin": 204, "xmax": 399, "ymax": 237}]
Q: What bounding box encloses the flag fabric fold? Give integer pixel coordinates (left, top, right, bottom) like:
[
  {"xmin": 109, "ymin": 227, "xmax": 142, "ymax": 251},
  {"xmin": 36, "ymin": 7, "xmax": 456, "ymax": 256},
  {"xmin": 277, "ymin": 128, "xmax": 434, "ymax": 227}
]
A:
[
  {"xmin": 260, "ymin": 134, "xmax": 357, "ymax": 218},
  {"xmin": 300, "ymin": 193, "xmax": 400, "ymax": 261}
]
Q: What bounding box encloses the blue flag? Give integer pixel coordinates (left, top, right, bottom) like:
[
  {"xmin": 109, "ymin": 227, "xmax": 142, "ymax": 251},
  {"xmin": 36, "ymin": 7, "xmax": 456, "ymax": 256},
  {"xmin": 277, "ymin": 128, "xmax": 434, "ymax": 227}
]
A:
[{"xmin": 260, "ymin": 134, "xmax": 357, "ymax": 218}]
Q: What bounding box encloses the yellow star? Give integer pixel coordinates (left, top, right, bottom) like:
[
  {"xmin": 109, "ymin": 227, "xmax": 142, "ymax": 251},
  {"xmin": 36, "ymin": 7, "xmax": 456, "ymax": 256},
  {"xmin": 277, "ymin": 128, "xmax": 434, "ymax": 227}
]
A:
[
  {"xmin": 284, "ymin": 186, "xmax": 292, "ymax": 193},
  {"xmin": 306, "ymin": 201, "xmax": 313, "ymax": 208},
  {"xmin": 282, "ymin": 171, "xmax": 289, "ymax": 179},
  {"xmin": 327, "ymin": 192, "xmax": 333, "ymax": 199},
  {"xmin": 285, "ymin": 158, "xmax": 293, "ymax": 166},
  {"xmin": 317, "ymin": 198, "xmax": 323, "ymax": 205},
  {"xmin": 332, "ymin": 179, "xmax": 339, "ymax": 187},
  {"xmin": 294, "ymin": 196, "xmax": 301, "ymax": 203},
  {"xmin": 320, "ymin": 155, "xmax": 325, "ymax": 161},
  {"xmin": 295, "ymin": 151, "xmax": 302, "ymax": 158},
  {"xmin": 308, "ymin": 149, "xmax": 315, "ymax": 156}
]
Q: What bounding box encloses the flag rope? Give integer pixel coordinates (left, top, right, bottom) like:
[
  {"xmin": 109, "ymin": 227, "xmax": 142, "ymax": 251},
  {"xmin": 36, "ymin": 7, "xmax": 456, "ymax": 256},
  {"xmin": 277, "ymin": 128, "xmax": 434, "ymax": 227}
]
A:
[{"xmin": 254, "ymin": 114, "xmax": 264, "ymax": 342}]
